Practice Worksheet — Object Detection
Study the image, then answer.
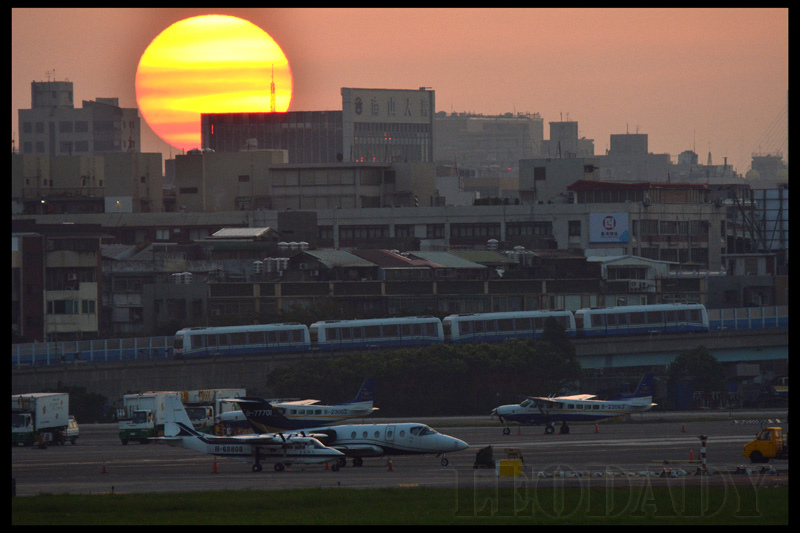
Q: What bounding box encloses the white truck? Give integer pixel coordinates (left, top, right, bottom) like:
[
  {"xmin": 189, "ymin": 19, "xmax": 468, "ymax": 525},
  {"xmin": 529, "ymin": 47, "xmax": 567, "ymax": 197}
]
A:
[
  {"xmin": 180, "ymin": 388, "xmax": 246, "ymax": 434},
  {"xmin": 116, "ymin": 391, "xmax": 181, "ymax": 444},
  {"xmin": 11, "ymin": 393, "xmax": 70, "ymax": 447}
]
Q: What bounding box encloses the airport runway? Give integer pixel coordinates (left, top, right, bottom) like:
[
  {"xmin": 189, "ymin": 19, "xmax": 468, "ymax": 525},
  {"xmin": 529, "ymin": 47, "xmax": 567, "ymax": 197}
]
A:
[{"xmin": 12, "ymin": 411, "xmax": 788, "ymax": 497}]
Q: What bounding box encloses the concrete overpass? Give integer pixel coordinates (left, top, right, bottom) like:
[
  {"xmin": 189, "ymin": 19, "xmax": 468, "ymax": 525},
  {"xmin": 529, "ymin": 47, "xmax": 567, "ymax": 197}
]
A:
[{"xmin": 11, "ymin": 328, "xmax": 787, "ymax": 404}]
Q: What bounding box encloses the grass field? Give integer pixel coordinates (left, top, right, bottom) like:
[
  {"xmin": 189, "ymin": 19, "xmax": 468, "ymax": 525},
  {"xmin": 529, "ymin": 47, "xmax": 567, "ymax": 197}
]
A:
[{"xmin": 12, "ymin": 485, "xmax": 789, "ymax": 525}]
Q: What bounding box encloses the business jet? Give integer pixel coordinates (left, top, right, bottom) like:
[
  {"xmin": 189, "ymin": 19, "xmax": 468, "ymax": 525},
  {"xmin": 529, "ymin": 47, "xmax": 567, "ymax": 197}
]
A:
[
  {"xmin": 491, "ymin": 373, "xmax": 656, "ymax": 435},
  {"xmin": 154, "ymin": 396, "xmax": 344, "ymax": 472},
  {"xmin": 234, "ymin": 396, "xmax": 470, "ymax": 467},
  {"xmin": 220, "ymin": 378, "xmax": 378, "ymax": 432}
]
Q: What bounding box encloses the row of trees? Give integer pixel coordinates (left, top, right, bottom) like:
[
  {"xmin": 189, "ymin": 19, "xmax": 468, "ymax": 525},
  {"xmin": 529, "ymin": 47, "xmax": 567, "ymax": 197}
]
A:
[{"xmin": 267, "ymin": 321, "xmax": 729, "ymax": 417}]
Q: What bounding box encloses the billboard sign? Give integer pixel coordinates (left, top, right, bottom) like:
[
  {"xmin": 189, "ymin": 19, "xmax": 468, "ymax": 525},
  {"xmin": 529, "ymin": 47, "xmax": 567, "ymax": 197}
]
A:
[{"xmin": 589, "ymin": 213, "xmax": 629, "ymax": 243}]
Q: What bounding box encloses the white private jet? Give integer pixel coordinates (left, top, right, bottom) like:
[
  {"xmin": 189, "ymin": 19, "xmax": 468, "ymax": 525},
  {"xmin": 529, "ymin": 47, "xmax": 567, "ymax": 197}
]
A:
[
  {"xmin": 234, "ymin": 396, "xmax": 470, "ymax": 467},
  {"xmin": 221, "ymin": 378, "xmax": 378, "ymax": 432},
  {"xmin": 492, "ymin": 373, "xmax": 657, "ymax": 435},
  {"xmin": 154, "ymin": 396, "xmax": 344, "ymax": 472}
]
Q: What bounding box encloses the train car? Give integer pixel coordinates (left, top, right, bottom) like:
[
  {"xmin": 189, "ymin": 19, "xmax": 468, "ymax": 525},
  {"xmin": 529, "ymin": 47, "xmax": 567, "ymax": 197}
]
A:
[
  {"xmin": 173, "ymin": 323, "xmax": 310, "ymax": 358},
  {"xmin": 310, "ymin": 316, "xmax": 444, "ymax": 352},
  {"xmin": 574, "ymin": 303, "xmax": 709, "ymax": 338},
  {"xmin": 442, "ymin": 310, "xmax": 577, "ymax": 344}
]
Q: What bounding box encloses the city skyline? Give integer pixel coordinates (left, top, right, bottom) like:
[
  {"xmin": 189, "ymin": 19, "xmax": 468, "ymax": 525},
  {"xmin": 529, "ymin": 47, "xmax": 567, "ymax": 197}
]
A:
[{"xmin": 12, "ymin": 8, "xmax": 787, "ymax": 174}]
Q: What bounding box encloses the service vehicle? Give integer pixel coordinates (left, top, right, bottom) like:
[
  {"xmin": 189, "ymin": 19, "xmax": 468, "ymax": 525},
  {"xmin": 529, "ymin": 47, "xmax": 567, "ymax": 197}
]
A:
[
  {"xmin": 117, "ymin": 391, "xmax": 181, "ymax": 444},
  {"xmin": 743, "ymin": 426, "xmax": 789, "ymax": 463},
  {"xmin": 180, "ymin": 388, "xmax": 246, "ymax": 434},
  {"xmin": 64, "ymin": 415, "xmax": 79, "ymax": 444},
  {"xmin": 12, "ymin": 393, "xmax": 70, "ymax": 447}
]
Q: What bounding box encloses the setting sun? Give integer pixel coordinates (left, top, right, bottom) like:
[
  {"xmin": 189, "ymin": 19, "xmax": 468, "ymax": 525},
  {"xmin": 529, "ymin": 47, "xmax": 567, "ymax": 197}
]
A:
[{"xmin": 135, "ymin": 14, "xmax": 292, "ymax": 151}]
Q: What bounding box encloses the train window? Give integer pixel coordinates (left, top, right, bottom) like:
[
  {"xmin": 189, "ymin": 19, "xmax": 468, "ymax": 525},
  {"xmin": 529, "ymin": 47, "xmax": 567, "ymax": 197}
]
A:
[
  {"xmin": 423, "ymin": 322, "xmax": 435, "ymax": 336},
  {"xmin": 677, "ymin": 310, "xmax": 687, "ymax": 322},
  {"xmin": 474, "ymin": 321, "xmax": 484, "ymax": 333},
  {"xmin": 689, "ymin": 309, "xmax": 699, "ymax": 322},
  {"xmin": 498, "ymin": 318, "xmax": 514, "ymax": 332},
  {"xmin": 218, "ymin": 334, "xmax": 229, "ymax": 346},
  {"xmin": 607, "ymin": 314, "xmax": 617, "ymax": 326},
  {"xmin": 665, "ymin": 311, "xmax": 676, "ymax": 322},
  {"xmin": 591, "ymin": 314, "xmax": 605, "ymax": 327},
  {"xmin": 484, "ymin": 321, "xmax": 496, "ymax": 333},
  {"xmin": 556, "ymin": 316, "xmax": 568, "ymax": 328},
  {"xmin": 341, "ymin": 328, "xmax": 351, "ymax": 340},
  {"xmin": 191, "ymin": 335, "xmax": 205, "ymax": 349},
  {"xmin": 630, "ymin": 312, "xmax": 645, "ymax": 325},
  {"xmin": 365, "ymin": 325, "xmax": 380, "ymax": 338},
  {"xmin": 352, "ymin": 327, "xmax": 363, "ymax": 339},
  {"xmin": 207, "ymin": 334, "xmax": 217, "ymax": 347},
  {"xmin": 280, "ymin": 331, "xmax": 290, "ymax": 343},
  {"xmin": 401, "ymin": 324, "xmax": 412, "ymax": 336},
  {"xmin": 231, "ymin": 332, "xmax": 246, "ymax": 345},
  {"xmin": 267, "ymin": 331, "xmax": 278, "ymax": 344},
  {"xmin": 412, "ymin": 323, "xmax": 422, "ymax": 336},
  {"xmin": 383, "ymin": 324, "xmax": 399, "ymax": 337},
  {"xmin": 515, "ymin": 318, "xmax": 532, "ymax": 331},
  {"xmin": 647, "ymin": 312, "xmax": 662, "ymax": 323},
  {"xmin": 327, "ymin": 328, "xmax": 339, "ymax": 341},
  {"xmin": 251, "ymin": 332, "xmax": 266, "ymax": 345},
  {"xmin": 534, "ymin": 317, "xmax": 543, "ymax": 329}
]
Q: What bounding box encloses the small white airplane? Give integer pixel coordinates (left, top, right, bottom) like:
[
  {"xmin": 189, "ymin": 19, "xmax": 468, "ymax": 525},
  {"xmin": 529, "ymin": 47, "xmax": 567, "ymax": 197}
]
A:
[
  {"xmin": 234, "ymin": 396, "xmax": 470, "ymax": 467},
  {"xmin": 221, "ymin": 378, "xmax": 378, "ymax": 432},
  {"xmin": 491, "ymin": 373, "xmax": 657, "ymax": 435},
  {"xmin": 154, "ymin": 396, "xmax": 345, "ymax": 472}
]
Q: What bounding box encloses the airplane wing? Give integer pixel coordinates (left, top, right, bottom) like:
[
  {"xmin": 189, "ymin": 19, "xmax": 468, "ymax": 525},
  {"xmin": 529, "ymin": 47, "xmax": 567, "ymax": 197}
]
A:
[
  {"xmin": 279, "ymin": 400, "xmax": 320, "ymax": 406},
  {"xmin": 557, "ymin": 394, "xmax": 597, "ymax": 401},
  {"xmin": 329, "ymin": 444, "xmax": 384, "ymax": 457}
]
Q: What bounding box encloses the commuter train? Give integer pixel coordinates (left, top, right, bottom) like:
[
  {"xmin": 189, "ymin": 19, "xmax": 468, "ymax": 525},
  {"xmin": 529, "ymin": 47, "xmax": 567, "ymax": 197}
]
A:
[
  {"xmin": 443, "ymin": 310, "xmax": 576, "ymax": 344},
  {"xmin": 574, "ymin": 303, "xmax": 709, "ymax": 337},
  {"xmin": 173, "ymin": 323, "xmax": 310, "ymax": 358},
  {"xmin": 310, "ymin": 316, "xmax": 444, "ymax": 352},
  {"xmin": 172, "ymin": 303, "xmax": 710, "ymax": 359}
]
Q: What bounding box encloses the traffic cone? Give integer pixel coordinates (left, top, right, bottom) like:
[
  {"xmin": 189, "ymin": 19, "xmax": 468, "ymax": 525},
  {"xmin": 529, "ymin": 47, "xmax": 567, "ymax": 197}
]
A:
[
  {"xmin": 325, "ymin": 461, "xmax": 329, "ymax": 470},
  {"xmin": 689, "ymin": 449, "xmax": 694, "ymax": 461},
  {"xmin": 517, "ymin": 426, "xmax": 521, "ymax": 436},
  {"xmin": 212, "ymin": 457, "xmax": 218, "ymax": 474},
  {"xmin": 101, "ymin": 462, "xmax": 107, "ymax": 474},
  {"xmin": 386, "ymin": 457, "xmax": 394, "ymax": 472},
  {"xmin": 681, "ymin": 423, "xmax": 686, "ymax": 433},
  {"xmin": 595, "ymin": 423, "xmax": 600, "ymax": 433}
]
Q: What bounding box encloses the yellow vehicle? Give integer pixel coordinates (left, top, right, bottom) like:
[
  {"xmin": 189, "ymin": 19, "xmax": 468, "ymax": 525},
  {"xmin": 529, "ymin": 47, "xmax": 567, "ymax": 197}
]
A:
[{"xmin": 743, "ymin": 427, "xmax": 789, "ymax": 463}]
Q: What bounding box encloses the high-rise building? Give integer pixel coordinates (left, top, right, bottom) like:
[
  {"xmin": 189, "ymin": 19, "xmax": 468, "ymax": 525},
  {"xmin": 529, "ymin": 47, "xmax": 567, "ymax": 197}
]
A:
[
  {"xmin": 18, "ymin": 80, "xmax": 141, "ymax": 156},
  {"xmin": 201, "ymin": 87, "xmax": 436, "ymax": 165}
]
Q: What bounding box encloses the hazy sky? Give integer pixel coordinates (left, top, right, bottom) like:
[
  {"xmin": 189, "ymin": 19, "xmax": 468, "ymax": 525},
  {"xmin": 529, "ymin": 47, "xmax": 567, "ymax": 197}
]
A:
[{"xmin": 12, "ymin": 8, "xmax": 787, "ymax": 173}]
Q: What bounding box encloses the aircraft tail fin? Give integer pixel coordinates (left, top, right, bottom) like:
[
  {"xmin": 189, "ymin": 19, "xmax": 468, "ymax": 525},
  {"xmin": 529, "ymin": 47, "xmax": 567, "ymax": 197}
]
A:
[
  {"xmin": 231, "ymin": 397, "xmax": 290, "ymax": 433},
  {"xmin": 612, "ymin": 373, "xmax": 654, "ymax": 401},
  {"xmin": 163, "ymin": 396, "xmax": 202, "ymax": 438},
  {"xmin": 345, "ymin": 378, "xmax": 375, "ymax": 404},
  {"xmin": 632, "ymin": 373, "xmax": 654, "ymax": 398}
]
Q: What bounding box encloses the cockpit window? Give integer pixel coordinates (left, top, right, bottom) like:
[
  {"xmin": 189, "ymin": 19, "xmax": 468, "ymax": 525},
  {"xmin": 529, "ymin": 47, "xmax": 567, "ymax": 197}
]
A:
[
  {"xmin": 410, "ymin": 426, "xmax": 437, "ymax": 436},
  {"xmin": 520, "ymin": 399, "xmax": 534, "ymax": 408}
]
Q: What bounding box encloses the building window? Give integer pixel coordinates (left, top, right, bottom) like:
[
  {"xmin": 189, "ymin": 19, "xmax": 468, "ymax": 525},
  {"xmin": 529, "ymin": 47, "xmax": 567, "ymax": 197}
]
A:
[
  {"xmin": 568, "ymin": 220, "xmax": 581, "ymax": 237},
  {"xmin": 426, "ymin": 224, "xmax": 444, "ymax": 239}
]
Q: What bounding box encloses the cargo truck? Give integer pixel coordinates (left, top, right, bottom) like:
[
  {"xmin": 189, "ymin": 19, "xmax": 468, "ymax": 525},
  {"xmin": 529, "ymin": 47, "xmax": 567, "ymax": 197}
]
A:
[
  {"xmin": 116, "ymin": 391, "xmax": 181, "ymax": 444},
  {"xmin": 743, "ymin": 427, "xmax": 789, "ymax": 463},
  {"xmin": 180, "ymin": 388, "xmax": 246, "ymax": 434},
  {"xmin": 11, "ymin": 393, "xmax": 70, "ymax": 447}
]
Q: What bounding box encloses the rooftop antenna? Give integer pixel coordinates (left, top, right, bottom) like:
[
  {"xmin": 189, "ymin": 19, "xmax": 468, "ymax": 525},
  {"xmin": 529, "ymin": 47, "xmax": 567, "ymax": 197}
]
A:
[{"xmin": 270, "ymin": 64, "xmax": 276, "ymax": 113}]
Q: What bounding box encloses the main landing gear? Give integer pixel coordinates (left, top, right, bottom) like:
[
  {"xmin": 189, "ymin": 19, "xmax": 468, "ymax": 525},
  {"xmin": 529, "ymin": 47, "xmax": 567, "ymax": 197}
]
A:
[{"xmin": 544, "ymin": 422, "xmax": 570, "ymax": 435}]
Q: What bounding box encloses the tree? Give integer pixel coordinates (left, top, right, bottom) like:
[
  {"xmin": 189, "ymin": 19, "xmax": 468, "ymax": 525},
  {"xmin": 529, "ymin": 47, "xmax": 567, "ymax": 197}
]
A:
[{"xmin": 667, "ymin": 345, "xmax": 727, "ymax": 394}]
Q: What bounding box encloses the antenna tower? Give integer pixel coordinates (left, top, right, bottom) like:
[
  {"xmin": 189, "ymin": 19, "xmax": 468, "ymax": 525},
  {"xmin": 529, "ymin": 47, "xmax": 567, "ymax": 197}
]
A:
[{"xmin": 270, "ymin": 64, "xmax": 276, "ymax": 113}]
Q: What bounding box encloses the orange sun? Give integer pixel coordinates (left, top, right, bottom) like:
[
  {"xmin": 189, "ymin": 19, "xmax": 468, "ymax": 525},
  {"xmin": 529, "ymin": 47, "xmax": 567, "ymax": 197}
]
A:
[{"xmin": 135, "ymin": 14, "xmax": 292, "ymax": 151}]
